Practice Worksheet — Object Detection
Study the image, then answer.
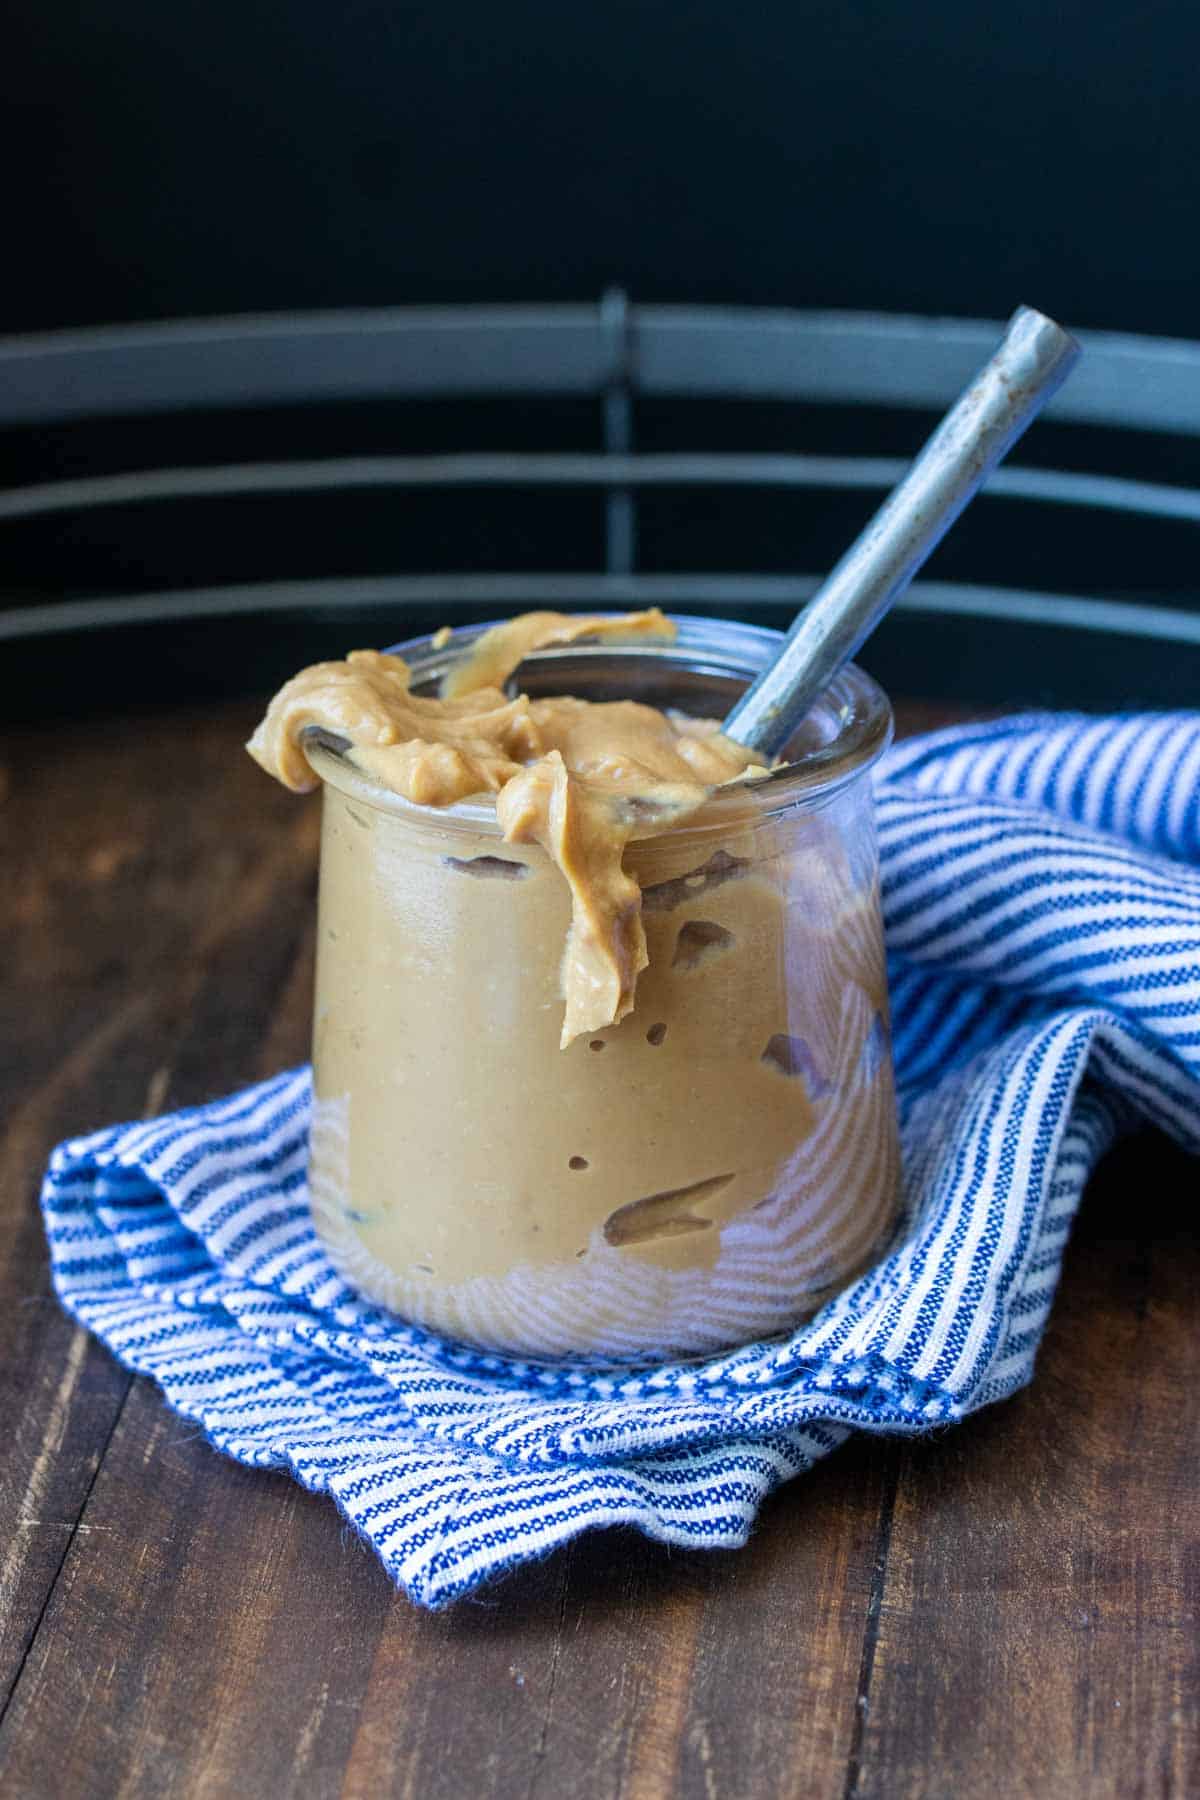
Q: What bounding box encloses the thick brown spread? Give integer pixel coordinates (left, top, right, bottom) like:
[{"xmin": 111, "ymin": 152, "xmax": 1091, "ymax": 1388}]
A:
[
  {"xmin": 252, "ymin": 610, "xmax": 899, "ymax": 1357},
  {"xmin": 248, "ymin": 611, "xmax": 766, "ymax": 1044}
]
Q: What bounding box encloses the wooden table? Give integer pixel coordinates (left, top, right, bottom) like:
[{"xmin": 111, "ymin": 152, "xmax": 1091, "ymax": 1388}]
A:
[{"xmin": 1, "ymin": 696, "xmax": 1197, "ymax": 1799}]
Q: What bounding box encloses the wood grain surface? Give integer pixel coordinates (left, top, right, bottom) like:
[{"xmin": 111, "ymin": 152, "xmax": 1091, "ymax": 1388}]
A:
[{"xmin": 0, "ymin": 697, "xmax": 1196, "ymax": 1800}]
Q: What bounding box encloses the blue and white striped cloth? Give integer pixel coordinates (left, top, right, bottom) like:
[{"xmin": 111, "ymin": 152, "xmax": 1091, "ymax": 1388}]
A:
[{"xmin": 42, "ymin": 713, "xmax": 1200, "ymax": 1608}]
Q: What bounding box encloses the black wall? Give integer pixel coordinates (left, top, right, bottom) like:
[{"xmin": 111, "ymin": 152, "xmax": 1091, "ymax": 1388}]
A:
[{"xmin": 4, "ymin": 0, "xmax": 1197, "ymax": 336}]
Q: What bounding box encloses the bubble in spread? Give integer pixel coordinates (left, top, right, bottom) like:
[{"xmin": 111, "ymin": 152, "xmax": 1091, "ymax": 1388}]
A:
[{"xmin": 673, "ymin": 920, "xmax": 736, "ymax": 971}]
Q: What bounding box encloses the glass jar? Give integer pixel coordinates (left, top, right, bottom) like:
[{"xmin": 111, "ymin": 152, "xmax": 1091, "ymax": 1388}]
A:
[{"xmin": 305, "ymin": 616, "xmax": 899, "ymax": 1361}]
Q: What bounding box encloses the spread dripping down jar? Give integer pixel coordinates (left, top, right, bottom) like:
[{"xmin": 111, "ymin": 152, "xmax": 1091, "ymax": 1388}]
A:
[{"xmin": 298, "ymin": 616, "xmax": 900, "ymax": 1360}]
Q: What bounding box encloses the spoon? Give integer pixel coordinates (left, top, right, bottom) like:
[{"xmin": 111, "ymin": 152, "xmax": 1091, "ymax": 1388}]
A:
[{"xmin": 722, "ymin": 305, "xmax": 1081, "ymax": 760}]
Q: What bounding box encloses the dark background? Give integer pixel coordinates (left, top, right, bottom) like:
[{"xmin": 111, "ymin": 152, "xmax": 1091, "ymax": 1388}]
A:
[
  {"xmin": 4, "ymin": 0, "xmax": 1197, "ymax": 335},
  {"xmin": 2, "ymin": 1, "xmax": 1198, "ymax": 714}
]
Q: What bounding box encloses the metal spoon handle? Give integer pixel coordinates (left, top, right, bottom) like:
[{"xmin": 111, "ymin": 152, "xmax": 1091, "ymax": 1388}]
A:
[{"xmin": 722, "ymin": 305, "xmax": 1081, "ymax": 758}]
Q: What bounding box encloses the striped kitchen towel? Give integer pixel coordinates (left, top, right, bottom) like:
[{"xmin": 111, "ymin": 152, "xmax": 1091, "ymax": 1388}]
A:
[{"xmin": 41, "ymin": 712, "xmax": 1200, "ymax": 1609}]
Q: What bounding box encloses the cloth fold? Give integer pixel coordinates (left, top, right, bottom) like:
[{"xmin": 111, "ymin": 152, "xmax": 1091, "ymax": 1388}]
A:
[{"xmin": 42, "ymin": 713, "xmax": 1200, "ymax": 1608}]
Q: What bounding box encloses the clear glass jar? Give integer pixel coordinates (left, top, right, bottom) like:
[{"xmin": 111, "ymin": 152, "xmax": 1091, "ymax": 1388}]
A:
[{"xmin": 305, "ymin": 616, "xmax": 899, "ymax": 1360}]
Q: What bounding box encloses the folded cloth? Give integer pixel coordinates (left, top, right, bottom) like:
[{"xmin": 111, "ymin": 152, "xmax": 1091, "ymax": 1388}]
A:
[{"xmin": 42, "ymin": 713, "xmax": 1200, "ymax": 1608}]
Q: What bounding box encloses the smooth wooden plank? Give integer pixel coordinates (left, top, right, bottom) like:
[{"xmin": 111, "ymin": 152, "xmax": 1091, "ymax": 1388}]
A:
[
  {"xmin": 853, "ymin": 1133, "xmax": 1200, "ymax": 1799},
  {"xmin": 0, "ymin": 711, "xmax": 181, "ymax": 1706},
  {"xmin": 0, "ymin": 1382, "xmax": 398, "ymax": 1800},
  {"xmin": 0, "ymin": 699, "xmax": 317, "ymax": 1712}
]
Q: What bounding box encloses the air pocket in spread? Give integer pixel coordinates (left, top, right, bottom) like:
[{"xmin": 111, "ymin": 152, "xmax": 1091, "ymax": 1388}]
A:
[
  {"xmin": 760, "ymin": 1033, "xmax": 832, "ymax": 1096},
  {"xmin": 444, "ymin": 855, "xmax": 530, "ymax": 880},
  {"xmin": 673, "ymin": 920, "xmax": 735, "ymax": 970},
  {"xmin": 603, "ymin": 1172, "xmax": 735, "ymax": 1246}
]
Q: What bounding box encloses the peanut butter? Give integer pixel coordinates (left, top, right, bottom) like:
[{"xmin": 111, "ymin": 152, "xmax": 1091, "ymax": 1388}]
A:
[
  {"xmin": 248, "ymin": 610, "xmax": 766, "ymax": 1044},
  {"xmin": 250, "ymin": 613, "xmax": 900, "ymax": 1358}
]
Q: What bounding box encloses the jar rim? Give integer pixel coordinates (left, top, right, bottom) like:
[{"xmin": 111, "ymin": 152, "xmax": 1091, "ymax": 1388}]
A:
[{"xmin": 304, "ymin": 613, "xmax": 893, "ymax": 833}]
